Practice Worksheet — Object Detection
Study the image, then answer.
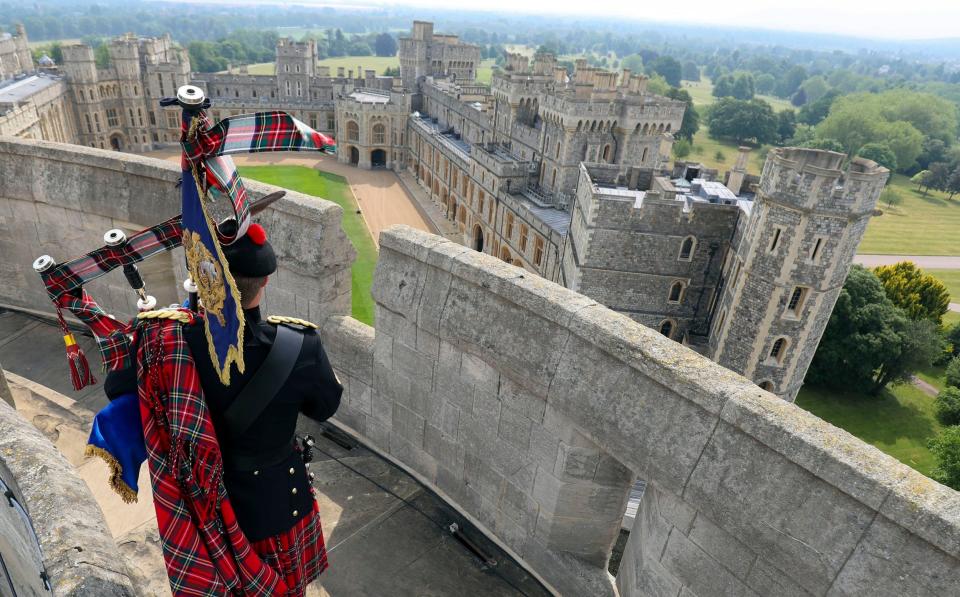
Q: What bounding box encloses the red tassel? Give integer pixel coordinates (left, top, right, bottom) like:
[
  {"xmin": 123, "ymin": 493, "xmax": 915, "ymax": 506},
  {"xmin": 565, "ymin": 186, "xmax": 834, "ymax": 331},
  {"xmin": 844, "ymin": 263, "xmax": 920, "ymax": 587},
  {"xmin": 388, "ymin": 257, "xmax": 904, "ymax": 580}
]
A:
[{"xmin": 64, "ymin": 333, "xmax": 96, "ymax": 390}]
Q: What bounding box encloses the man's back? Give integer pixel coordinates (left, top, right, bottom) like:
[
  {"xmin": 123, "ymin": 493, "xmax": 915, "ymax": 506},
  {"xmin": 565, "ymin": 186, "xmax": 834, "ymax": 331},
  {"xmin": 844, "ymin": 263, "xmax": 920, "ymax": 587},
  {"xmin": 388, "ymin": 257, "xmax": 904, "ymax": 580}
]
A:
[{"xmin": 183, "ymin": 305, "xmax": 342, "ymax": 541}]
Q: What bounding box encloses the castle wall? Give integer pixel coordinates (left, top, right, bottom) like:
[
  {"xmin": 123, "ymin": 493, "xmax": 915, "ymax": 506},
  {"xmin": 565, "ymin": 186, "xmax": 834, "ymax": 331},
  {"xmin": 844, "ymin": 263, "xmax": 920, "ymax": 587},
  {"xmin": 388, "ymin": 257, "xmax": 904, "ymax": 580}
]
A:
[
  {"xmin": 0, "ymin": 138, "xmax": 956, "ymax": 597},
  {"xmin": 0, "ymin": 137, "xmax": 354, "ymax": 323},
  {"xmin": 0, "ymin": 397, "xmax": 136, "ymax": 595},
  {"xmin": 319, "ymin": 224, "xmax": 960, "ymax": 597}
]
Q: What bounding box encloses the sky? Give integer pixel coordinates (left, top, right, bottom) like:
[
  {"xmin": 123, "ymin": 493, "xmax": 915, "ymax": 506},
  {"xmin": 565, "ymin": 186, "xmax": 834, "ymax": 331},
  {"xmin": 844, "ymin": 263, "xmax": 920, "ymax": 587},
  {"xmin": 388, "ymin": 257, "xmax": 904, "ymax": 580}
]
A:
[{"xmin": 364, "ymin": 0, "xmax": 960, "ymax": 40}]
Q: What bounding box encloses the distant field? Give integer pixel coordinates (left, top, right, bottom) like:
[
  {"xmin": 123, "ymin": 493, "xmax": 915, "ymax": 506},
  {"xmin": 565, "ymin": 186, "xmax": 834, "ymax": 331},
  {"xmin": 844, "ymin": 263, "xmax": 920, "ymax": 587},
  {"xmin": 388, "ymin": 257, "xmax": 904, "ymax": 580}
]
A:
[
  {"xmin": 27, "ymin": 38, "xmax": 81, "ymax": 49},
  {"xmin": 238, "ymin": 55, "xmax": 399, "ymax": 76},
  {"xmin": 859, "ymin": 175, "xmax": 960, "ymax": 255},
  {"xmin": 683, "ymin": 77, "xmax": 793, "ymax": 112},
  {"xmin": 686, "ymin": 126, "xmax": 770, "ymax": 176},
  {"xmin": 476, "ymin": 59, "xmax": 496, "ymax": 84}
]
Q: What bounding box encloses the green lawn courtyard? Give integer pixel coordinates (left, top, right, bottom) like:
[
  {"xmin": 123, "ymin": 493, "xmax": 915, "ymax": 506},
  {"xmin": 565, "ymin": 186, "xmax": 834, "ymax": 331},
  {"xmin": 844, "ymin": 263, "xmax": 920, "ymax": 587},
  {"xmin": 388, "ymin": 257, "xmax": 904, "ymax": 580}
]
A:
[
  {"xmin": 796, "ymin": 383, "xmax": 943, "ymax": 476},
  {"xmin": 238, "ymin": 165, "xmax": 377, "ymax": 326}
]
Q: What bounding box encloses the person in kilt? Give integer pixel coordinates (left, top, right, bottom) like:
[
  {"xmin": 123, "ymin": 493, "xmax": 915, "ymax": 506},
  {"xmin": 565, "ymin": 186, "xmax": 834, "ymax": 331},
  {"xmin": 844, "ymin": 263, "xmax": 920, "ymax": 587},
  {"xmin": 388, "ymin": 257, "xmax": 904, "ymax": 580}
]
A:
[{"xmin": 105, "ymin": 221, "xmax": 342, "ymax": 596}]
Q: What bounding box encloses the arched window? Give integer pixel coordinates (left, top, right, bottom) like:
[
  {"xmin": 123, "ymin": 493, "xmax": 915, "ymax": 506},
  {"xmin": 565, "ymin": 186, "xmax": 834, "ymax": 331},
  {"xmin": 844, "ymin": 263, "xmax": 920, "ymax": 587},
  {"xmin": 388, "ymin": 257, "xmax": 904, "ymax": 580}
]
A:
[
  {"xmin": 666, "ymin": 123, "xmax": 672, "ymax": 132},
  {"xmin": 769, "ymin": 338, "xmax": 788, "ymax": 364},
  {"xmin": 758, "ymin": 381, "xmax": 774, "ymax": 391},
  {"xmin": 602, "ymin": 144, "xmax": 611, "ymax": 162},
  {"xmin": 641, "ymin": 147, "xmax": 648, "ymax": 162},
  {"xmin": 678, "ymin": 236, "xmax": 696, "ymax": 261},
  {"xmin": 642, "ymin": 123, "xmax": 649, "ymax": 135},
  {"xmin": 668, "ymin": 281, "xmax": 685, "ymax": 303},
  {"xmin": 556, "ymin": 141, "xmax": 561, "ymax": 159},
  {"xmin": 659, "ymin": 320, "xmax": 675, "ymax": 339},
  {"xmin": 347, "ymin": 120, "xmax": 359, "ymax": 142},
  {"xmin": 373, "ymin": 123, "xmax": 386, "ymax": 144}
]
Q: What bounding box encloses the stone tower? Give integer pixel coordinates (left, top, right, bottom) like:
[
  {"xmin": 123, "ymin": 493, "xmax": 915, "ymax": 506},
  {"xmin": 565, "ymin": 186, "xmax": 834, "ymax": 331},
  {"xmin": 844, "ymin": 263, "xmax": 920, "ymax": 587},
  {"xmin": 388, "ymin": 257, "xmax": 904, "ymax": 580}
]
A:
[
  {"xmin": 398, "ymin": 21, "xmax": 433, "ymax": 91},
  {"xmin": 276, "ymin": 38, "xmax": 316, "ymax": 100},
  {"xmin": 707, "ymin": 148, "xmax": 888, "ymax": 401},
  {"xmin": 60, "ymin": 44, "xmax": 100, "ymax": 146}
]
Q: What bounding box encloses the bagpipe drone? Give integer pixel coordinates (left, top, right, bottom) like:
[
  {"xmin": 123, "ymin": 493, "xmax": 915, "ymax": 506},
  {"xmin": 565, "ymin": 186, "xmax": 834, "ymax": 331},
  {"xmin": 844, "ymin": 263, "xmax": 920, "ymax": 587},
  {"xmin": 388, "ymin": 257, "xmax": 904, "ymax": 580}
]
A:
[{"xmin": 30, "ymin": 85, "xmax": 337, "ymax": 594}]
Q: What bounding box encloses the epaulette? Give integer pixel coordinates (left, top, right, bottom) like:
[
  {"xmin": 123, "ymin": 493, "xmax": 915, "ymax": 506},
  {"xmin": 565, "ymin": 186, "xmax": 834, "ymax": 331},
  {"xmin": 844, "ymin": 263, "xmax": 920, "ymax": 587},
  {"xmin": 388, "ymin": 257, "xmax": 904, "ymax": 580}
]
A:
[
  {"xmin": 137, "ymin": 309, "xmax": 193, "ymax": 324},
  {"xmin": 266, "ymin": 315, "xmax": 318, "ymax": 330}
]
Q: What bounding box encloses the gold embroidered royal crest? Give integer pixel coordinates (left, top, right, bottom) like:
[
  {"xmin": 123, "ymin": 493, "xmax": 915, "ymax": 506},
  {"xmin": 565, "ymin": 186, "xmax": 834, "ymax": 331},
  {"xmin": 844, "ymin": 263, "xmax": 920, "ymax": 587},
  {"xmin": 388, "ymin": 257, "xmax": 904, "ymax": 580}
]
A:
[{"xmin": 183, "ymin": 230, "xmax": 227, "ymax": 326}]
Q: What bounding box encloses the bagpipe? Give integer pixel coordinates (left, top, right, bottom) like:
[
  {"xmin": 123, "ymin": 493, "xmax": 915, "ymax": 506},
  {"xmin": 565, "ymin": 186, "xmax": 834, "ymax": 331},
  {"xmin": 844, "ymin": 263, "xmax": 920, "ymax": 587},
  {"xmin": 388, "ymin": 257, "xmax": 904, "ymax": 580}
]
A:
[{"xmin": 32, "ymin": 85, "xmax": 337, "ymax": 502}]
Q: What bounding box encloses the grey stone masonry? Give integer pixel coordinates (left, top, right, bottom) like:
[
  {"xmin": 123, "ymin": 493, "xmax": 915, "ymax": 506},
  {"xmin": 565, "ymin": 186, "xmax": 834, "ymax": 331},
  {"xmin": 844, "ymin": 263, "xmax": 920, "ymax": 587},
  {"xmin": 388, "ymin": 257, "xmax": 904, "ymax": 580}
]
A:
[
  {"xmin": 0, "ymin": 137, "xmax": 354, "ymax": 324},
  {"xmin": 319, "ymin": 224, "xmax": 958, "ymax": 597},
  {"xmin": 0, "ymin": 398, "xmax": 136, "ymax": 595}
]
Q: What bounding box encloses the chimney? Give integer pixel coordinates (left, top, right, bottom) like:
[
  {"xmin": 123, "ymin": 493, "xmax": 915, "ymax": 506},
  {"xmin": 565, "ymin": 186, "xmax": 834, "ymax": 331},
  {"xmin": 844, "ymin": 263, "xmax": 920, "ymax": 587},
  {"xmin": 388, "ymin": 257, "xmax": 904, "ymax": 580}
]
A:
[
  {"xmin": 553, "ymin": 66, "xmax": 567, "ymax": 84},
  {"xmin": 725, "ymin": 146, "xmax": 752, "ymax": 195},
  {"xmin": 337, "ymin": 66, "xmax": 345, "ymax": 77}
]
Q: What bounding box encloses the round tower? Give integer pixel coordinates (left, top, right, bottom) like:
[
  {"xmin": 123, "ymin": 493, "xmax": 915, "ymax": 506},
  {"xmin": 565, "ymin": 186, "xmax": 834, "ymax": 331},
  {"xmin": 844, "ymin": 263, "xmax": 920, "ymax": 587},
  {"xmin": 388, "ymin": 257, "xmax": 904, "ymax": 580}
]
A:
[{"xmin": 708, "ymin": 148, "xmax": 888, "ymax": 401}]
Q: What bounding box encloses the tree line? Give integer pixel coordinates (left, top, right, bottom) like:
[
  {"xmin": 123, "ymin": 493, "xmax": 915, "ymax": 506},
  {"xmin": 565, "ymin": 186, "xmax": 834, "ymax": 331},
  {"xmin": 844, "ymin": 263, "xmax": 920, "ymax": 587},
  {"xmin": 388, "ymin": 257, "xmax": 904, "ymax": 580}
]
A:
[{"xmin": 807, "ymin": 263, "xmax": 960, "ymax": 489}]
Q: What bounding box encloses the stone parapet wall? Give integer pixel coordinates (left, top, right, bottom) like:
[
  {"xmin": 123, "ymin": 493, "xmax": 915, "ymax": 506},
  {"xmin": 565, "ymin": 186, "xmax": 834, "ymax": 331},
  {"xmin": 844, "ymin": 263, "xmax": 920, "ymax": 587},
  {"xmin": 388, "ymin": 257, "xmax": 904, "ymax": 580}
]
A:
[
  {"xmin": 0, "ymin": 137, "xmax": 354, "ymax": 323},
  {"xmin": 316, "ymin": 225, "xmax": 960, "ymax": 596},
  {"xmin": 0, "ymin": 398, "xmax": 135, "ymax": 595}
]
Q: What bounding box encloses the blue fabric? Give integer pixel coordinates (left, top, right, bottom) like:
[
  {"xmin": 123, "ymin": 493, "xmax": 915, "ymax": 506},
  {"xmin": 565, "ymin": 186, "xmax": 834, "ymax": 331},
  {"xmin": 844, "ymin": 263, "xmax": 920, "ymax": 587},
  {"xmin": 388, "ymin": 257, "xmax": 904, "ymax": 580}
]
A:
[
  {"xmin": 87, "ymin": 392, "xmax": 146, "ymax": 495},
  {"xmin": 180, "ymin": 143, "xmax": 245, "ymax": 383}
]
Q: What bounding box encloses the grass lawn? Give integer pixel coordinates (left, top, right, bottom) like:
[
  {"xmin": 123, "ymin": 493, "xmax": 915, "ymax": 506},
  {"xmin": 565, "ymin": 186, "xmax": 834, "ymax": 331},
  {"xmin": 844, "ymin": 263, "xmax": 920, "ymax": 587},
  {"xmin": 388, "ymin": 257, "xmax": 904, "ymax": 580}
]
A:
[
  {"xmin": 859, "ymin": 176, "xmax": 960, "ymax": 255},
  {"xmin": 928, "ymin": 269, "xmax": 960, "ymax": 301},
  {"xmin": 683, "ymin": 77, "xmax": 793, "ymax": 112},
  {"xmin": 476, "ymin": 59, "xmax": 496, "ymax": 85},
  {"xmin": 238, "ymin": 165, "xmax": 377, "ymax": 326},
  {"xmin": 686, "ymin": 126, "xmax": 769, "ymax": 175},
  {"xmin": 796, "ymin": 383, "xmax": 942, "ymax": 476}
]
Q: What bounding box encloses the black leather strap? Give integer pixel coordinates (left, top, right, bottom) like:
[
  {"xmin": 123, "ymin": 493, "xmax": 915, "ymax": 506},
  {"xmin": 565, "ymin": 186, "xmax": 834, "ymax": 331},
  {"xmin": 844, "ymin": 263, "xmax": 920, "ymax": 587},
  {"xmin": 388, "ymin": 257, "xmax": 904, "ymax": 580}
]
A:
[{"xmin": 223, "ymin": 324, "xmax": 304, "ymax": 437}]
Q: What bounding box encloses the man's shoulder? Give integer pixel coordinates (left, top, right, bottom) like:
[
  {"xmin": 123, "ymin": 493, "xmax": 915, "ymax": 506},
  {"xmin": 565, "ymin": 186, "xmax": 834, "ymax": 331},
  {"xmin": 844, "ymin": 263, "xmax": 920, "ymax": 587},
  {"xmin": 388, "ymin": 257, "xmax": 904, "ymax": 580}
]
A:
[{"xmin": 265, "ymin": 315, "xmax": 319, "ymax": 332}]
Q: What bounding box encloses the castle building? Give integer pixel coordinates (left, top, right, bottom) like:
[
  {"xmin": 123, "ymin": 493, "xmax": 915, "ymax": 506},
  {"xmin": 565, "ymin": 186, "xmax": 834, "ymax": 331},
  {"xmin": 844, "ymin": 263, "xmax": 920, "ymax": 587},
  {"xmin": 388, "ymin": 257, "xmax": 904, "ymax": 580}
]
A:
[{"xmin": 0, "ymin": 20, "xmax": 888, "ymax": 401}]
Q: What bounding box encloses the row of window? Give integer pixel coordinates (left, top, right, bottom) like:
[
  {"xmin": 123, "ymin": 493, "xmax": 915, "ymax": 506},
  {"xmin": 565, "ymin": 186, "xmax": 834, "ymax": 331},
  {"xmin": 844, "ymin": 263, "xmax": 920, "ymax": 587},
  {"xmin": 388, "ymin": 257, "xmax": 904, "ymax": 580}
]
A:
[{"xmin": 767, "ymin": 227, "xmax": 826, "ymax": 263}]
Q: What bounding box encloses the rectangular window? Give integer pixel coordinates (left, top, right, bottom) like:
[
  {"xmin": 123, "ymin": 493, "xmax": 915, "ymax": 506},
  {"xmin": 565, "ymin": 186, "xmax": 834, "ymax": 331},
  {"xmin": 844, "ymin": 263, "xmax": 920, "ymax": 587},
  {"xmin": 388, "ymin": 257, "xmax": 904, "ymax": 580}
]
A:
[
  {"xmin": 106, "ymin": 109, "xmax": 119, "ymax": 128},
  {"xmin": 787, "ymin": 286, "xmax": 808, "ymax": 316},
  {"xmin": 138, "ymin": 108, "xmax": 144, "ymax": 127},
  {"xmin": 94, "ymin": 113, "xmax": 101, "ymax": 133},
  {"xmin": 810, "ymin": 237, "xmax": 824, "ymax": 263},
  {"xmin": 84, "ymin": 114, "xmax": 92, "ymax": 133},
  {"xmin": 157, "ymin": 73, "xmax": 164, "ymax": 95},
  {"xmin": 768, "ymin": 227, "xmax": 782, "ymax": 253},
  {"xmin": 714, "ymin": 308, "xmax": 727, "ymax": 336},
  {"xmin": 478, "ymin": 195, "xmax": 485, "ymax": 219},
  {"xmin": 534, "ymin": 236, "xmax": 544, "ymax": 266},
  {"xmin": 149, "ymin": 111, "xmax": 156, "ymax": 126},
  {"xmin": 506, "ymin": 213, "xmax": 515, "ymax": 239},
  {"xmin": 166, "ymin": 111, "xmax": 179, "ymax": 129},
  {"xmin": 519, "ymin": 224, "xmax": 529, "ymax": 252}
]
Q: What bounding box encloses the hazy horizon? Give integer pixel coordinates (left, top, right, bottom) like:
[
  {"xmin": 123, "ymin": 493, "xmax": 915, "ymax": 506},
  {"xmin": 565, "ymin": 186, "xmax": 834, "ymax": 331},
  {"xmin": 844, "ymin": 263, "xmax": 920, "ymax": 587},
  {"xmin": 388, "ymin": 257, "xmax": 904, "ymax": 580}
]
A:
[{"xmin": 165, "ymin": 0, "xmax": 960, "ymax": 42}]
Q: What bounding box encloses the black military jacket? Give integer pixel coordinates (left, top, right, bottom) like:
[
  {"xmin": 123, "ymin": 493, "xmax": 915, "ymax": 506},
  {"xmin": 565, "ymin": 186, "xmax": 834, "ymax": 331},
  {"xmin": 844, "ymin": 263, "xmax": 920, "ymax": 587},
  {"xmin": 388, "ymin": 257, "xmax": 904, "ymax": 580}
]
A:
[{"xmin": 181, "ymin": 306, "xmax": 342, "ymax": 541}]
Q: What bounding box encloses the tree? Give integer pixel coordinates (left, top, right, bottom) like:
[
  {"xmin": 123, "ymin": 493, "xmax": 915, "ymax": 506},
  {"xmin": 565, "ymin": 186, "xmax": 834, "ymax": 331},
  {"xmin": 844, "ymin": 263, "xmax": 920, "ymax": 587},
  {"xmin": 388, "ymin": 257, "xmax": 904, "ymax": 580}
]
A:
[
  {"xmin": 665, "ymin": 87, "xmax": 699, "ymax": 141},
  {"xmin": 911, "ymin": 170, "xmax": 932, "ymax": 194},
  {"xmin": 807, "ymin": 266, "xmax": 907, "ymax": 392},
  {"xmin": 705, "ymin": 98, "xmax": 778, "ymax": 144},
  {"xmin": 946, "ymin": 168, "xmax": 960, "ymax": 200},
  {"xmin": 802, "ymin": 137, "xmax": 845, "ymax": 152},
  {"xmin": 816, "ymin": 100, "xmax": 923, "ymax": 172},
  {"xmin": 918, "ymin": 138, "xmax": 947, "ymax": 170},
  {"xmin": 731, "ymin": 72, "xmax": 755, "ymax": 100},
  {"xmin": 681, "ymin": 60, "xmax": 700, "ymax": 82},
  {"xmin": 857, "ymin": 142, "xmax": 898, "ymax": 172},
  {"xmin": 776, "ymin": 65, "xmax": 807, "ymax": 98},
  {"xmin": 937, "ymin": 387, "xmax": 960, "ymax": 426},
  {"xmin": 947, "ymin": 324, "xmax": 960, "ymax": 358},
  {"xmin": 755, "ymin": 73, "xmax": 776, "ymax": 95},
  {"xmin": 880, "ymin": 187, "xmax": 902, "ymax": 209},
  {"xmin": 874, "ymin": 261, "xmax": 951, "ymax": 325},
  {"xmin": 673, "ymin": 139, "xmax": 691, "ymax": 158},
  {"xmin": 948, "ymin": 357, "xmax": 960, "ymax": 388},
  {"xmin": 373, "ymin": 33, "xmax": 397, "ymax": 57},
  {"xmin": 776, "ymin": 109, "xmax": 797, "ymax": 144},
  {"xmin": 648, "ymin": 56, "xmax": 682, "ymax": 87},
  {"xmin": 712, "ymin": 74, "xmax": 734, "ymax": 98},
  {"xmin": 927, "ymin": 162, "xmax": 952, "ymax": 193},
  {"xmin": 871, "ymin": 318, "xmax": 944, "ymax": 394},
  {"xmin": 798, "ymin": 89, "xmax": 840, "ymax": 126},
  {"xmin": 929, "ymin": 426, "xmax": 960, "ymax": 490},
  {"xmin": 800, "ymin": 75, "xmax": 830, "ymax": 104},
  {"xmin": 790, "ymin": 87, "xmax": 807, "ymax": 107}
]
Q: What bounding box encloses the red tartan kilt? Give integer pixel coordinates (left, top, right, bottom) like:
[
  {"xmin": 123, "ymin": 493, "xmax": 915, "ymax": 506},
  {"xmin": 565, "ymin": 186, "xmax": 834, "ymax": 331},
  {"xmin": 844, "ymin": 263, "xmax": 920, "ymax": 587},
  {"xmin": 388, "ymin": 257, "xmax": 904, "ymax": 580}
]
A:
[{"xmin": 250, "ymin": 500, "xmax": 328, "ymax": 597}]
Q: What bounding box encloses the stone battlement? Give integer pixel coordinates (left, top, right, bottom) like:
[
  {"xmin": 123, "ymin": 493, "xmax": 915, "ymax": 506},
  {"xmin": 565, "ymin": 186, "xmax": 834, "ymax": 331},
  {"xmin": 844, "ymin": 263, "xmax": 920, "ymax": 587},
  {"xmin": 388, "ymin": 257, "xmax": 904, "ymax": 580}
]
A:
[{"xmin": 0, "ymin": 138, "xmax": 957, "ymax": 596}]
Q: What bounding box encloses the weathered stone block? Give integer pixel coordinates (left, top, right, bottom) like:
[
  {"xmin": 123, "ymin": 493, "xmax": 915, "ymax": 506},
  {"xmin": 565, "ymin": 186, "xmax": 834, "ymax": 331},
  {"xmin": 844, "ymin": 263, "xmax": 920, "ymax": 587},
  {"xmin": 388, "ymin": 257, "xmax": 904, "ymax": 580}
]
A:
[
  {"xmin": 687, "ymin": 512, "xmax": 755, "ymax": 579},
  {"xmin": 745, "ymin": 557, "xmax": 808, "ymax": 597},
  {"xmin": 554, "ymin": 442, "xmax": 600, "ymax": 480},
  {"xmin": 660, "ymin": 529, "xmax": 758, "ymax": 596},
  {"xmin": 497, "ymin": 405, "xmax": 533, "ymax": 450},
  {"xmin": 391, "ymin": 402, "xmax": 425, "ymax": 447}
]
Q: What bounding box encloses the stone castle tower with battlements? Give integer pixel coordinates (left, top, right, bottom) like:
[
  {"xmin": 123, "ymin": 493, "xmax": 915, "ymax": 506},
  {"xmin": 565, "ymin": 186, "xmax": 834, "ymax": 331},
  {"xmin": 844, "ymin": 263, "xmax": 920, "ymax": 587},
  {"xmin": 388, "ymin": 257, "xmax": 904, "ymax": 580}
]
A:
[{"xmin": 0, "ymin": 20, "xmax": 888, "ymax": 400}]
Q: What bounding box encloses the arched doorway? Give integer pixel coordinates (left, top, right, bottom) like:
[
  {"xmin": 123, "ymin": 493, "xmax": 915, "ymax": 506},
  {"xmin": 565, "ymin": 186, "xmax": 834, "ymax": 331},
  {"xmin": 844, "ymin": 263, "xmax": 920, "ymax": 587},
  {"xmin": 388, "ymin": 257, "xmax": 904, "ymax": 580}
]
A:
[
  {"xmin": 499, "ymin": 247, "xmax": 512, "ymax": 263},
  {"xmin": 349, "ymin": 146, "xmax": 359, "ymax": 165},
  {"xmin": 109, "ymin": 134, "xmax": 123, "ymax": 151},
  {"xmin": 371, "ymin": 149, "xmax": 387, "ymax": 168},
  {"xmin": 473, "ymin": 225, "xmax": 484, "ymax": 252}
]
